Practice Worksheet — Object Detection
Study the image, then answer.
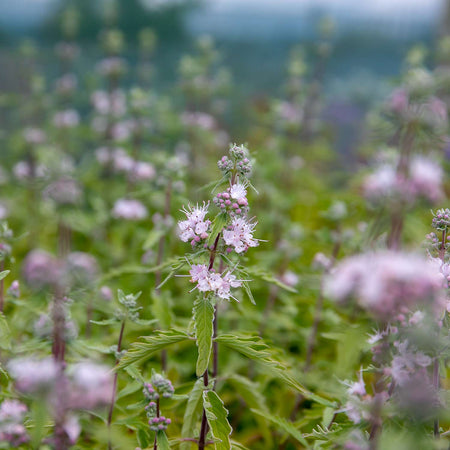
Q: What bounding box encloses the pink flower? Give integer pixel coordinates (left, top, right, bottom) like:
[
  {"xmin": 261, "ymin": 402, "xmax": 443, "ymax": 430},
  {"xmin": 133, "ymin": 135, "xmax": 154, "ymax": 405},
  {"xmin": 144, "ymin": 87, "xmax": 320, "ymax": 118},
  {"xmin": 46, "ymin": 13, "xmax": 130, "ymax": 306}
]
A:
[
  {"xmin": 178, "ymin": 203, "xmax": 211, "ymax": 246},
  {"xmin": 325, "ymin": 251, "xmax": 444, "ymax": 319},
  {"xmin": 53, "ymin": 109, "xmax": 80, "ymax": 128},
  {"xmin": 223, "ymin": 217, "xmax": 258, "ymax": 253},
  {"xmin": 188, "ymin": 264, "xmax": 242, "ymax": 301},
  {"xmin": 112, "ymin": 199, "xmax": 148, "ymax": 220}
]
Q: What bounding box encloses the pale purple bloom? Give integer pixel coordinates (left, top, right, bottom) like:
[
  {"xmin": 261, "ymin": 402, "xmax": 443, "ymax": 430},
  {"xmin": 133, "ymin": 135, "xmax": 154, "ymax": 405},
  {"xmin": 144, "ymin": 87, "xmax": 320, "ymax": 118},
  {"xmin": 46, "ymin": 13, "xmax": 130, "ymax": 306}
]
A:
[
  {"xmin": 388, "ymin": 88, "xmax": 409, "ymax": 114},
  {"xmin": 55, "ymin": 74, "xmax": 77, "ymax": 95},
  {"xmin": 96, "ymin": 57, "xmax": 127, "ymax": 78},
  {"xmin": 13, "ymin": 161, "xmax": 46, "ymax": 180},
  {"xmin": 0, "ymin": 400, "xmax": 28, "ymax": 447},
  {"xmin": 129, "ymin": 161, "xmax": 156, "ymax": 181},
  {"xmin": 178, "ymin": 203, "xmax": 211, "ymax": 246},
  {"xmin": 8, "ymin": 357, "xmax": 58, "ymax": 393},
  {"xmin": 68, "ymin": 362, "xmax": 113, "ymax": 410},
  {"xmin": 66, "ymin": 252, "xmax": 99, "ymax": 284},
  {"xmin": 112, "ymin": 198, "xmax": 148, "ymax": 220},
  {"xmin": 62, "ymin": 414, "xmax": 81, "ymax": 444},
  {"xmin": 279, "ymin": 270, "xmax": 299, "ymax": 287},
  {"xmin": 53, "ymin": 109, "xmax": 80, "ymax": 128},
  {"xmin": 55, "ymin": 42, "xmax": 80, "ymax": 61},
  {"xmin": 7, "ymin": 280, "xmax": 20, "ymax": 298},
  {"xmin": 43, "ymin": 178, "xmax": 82, "ymax": 205},
  {"xmin": 223, "ymin": 217, "xmax": 259, "ymax": 253},
  {"xmin": 325, "ymin": 251, "xmax": 443, "ymax": 319},
  {"xmin": 23, "ymin": 249, "xmax": 61, "ymax": 289},
  {"xmin": 189, "ymin": 264, "xmax": 242, "ymax": 301},
  {"xmin": 389, "ymin": 340, "xmax": 432, "ymax": 387},
  {"xmin": 23, "ymin": 127, "xmax": 46, "ymax": 145},
  {"xmin": 91, "ymin": 90, "xmax": 126, "ymax": 117},
  {"xmin": 409, "ymin": 156, "xmax": 443, "ymax": 202},
  {"xmin": 181, "ymin": 111, "xmax": 216, "ymax": 130},
  {"xmin": 99, "ymin": 285, "xmax": 113, "ymax": 301}
]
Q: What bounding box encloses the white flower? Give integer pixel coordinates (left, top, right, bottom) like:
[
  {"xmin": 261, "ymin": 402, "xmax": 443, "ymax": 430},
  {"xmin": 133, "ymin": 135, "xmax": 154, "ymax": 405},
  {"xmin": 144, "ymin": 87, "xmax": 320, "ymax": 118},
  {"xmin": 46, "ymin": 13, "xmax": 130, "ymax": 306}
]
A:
[{"xmin": 229, "ymin": 183, "xmax": 247, "ymax": 202}]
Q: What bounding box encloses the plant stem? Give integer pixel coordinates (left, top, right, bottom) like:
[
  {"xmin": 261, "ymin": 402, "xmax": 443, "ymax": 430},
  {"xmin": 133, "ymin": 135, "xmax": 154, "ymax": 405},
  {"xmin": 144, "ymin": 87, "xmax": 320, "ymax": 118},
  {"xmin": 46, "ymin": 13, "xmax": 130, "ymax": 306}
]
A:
[
  {"xmin": 0, "ymin": 259, "xmax": 4, "ymax": 313},
  {"xmin": 387, "ymin": 124, "xmax": 414, "ymax": 250},
  {"xmin": 198, "ymin": 233, "xmax": 222, "ymax": 449},
  {"xmin": 107, "ymin": 320, "xmax": 126, "ymax": 450},
  {"xmin": 153, "ymin": 399, "xmax": 160, "ymax": 450}
]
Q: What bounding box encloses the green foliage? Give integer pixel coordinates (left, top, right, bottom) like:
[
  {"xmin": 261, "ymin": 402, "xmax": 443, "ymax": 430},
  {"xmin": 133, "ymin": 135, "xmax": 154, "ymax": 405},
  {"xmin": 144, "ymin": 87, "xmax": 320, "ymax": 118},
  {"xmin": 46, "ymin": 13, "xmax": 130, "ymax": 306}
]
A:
[
  {"xmin": 180, "ymin": 378, "xmax": 205, "ymax": 450},
  {"xmin": 194, "ymin": 295, "xmax": 215, "ymax": 376},
  {"xmin": 203, "ymin": 390, "xmax": 233, "ymax": 450},
  {"xmin": 251, "ymin": 409, "xmax": 309, "ymax": 448},
  {"xmin": 118, "ymin": 329, "xmax": 190, "ymax": 368},
  {"xmin": 216, "ymin": 334, "xmax": 334, "ymax": 407}
]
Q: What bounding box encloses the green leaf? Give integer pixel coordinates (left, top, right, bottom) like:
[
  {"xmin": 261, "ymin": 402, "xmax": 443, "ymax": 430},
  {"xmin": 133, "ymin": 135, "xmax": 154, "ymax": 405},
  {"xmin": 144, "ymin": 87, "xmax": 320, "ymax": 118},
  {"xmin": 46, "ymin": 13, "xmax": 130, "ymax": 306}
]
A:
[
  {"xmin": 137, "ymin": 427, "xmax": 150, "ymax": 448},
  {"xmin": 216, "ymin": 334, "xmax": 334, "ymax": 407},
  {"xmin": 242, "ymin": 281, "xmax": 256, "ymax": 305},
  {"xmin": 151, "ymin": 291, "xmax": 173, "ymax": 329},
  {"xmin": 0, "ymin": 313, "xmax": 11, "ymax": 351},
  {"xmin": 0, "ymin": 270, "xmax": 9, "ymax": 282},
  {"xmin": 180, "ymin": 378, "xmax": 205, "ymax": 450},
  {"xmin": 207, "ymin": 212, "xmax": 228, "ymax": 246},
  {"xmin": 90, "ymin": 318, "xmax": 118, "ymax": 326},
  {"xmin": 118, "ymin": 329, "xmax": 190, "ymax": 369},
  {"xmin": 245, "ymin": 268, "xmax": 298, "ymax": 293},
  {"xmin": 157, "ymin": 430, "xmax": 170, "ymax": 450},
  {"xmin": 100, "ymin": 258, "xmax": 179, "ymax": 282},
  {"xmin": 194, "ymin": 295, "xmax": 214, "ymax": 376},
  {"xmin": 116, "ymin": 380, "xmax": 142, "ymax": 400},
  {"xmin": 124, "ymin": 365, "xmax": 145, "ymax": 383},
  {"xmin": 203, "ymin": 390, "xmax": 232, "ymax": 450},
  {"xmin": 132, "ymin": 318, "xmax": 158, "ymax": 327},
  {"xmin": 226, "ymin": 375, "xmax": 267, "ymax": 413},
  {"xmin": 251, "ymin": 409, "xmax": 309, "ymax": 448}
]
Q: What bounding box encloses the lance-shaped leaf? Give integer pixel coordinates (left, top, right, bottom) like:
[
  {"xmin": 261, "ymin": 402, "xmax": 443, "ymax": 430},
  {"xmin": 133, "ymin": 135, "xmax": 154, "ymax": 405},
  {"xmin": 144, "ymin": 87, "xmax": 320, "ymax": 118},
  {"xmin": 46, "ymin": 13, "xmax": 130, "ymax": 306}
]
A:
[
  {"xmin": 207, "ymin": 212, "xmax": 228, "ymax": 246},
  {"xmin": 194, "ymin": 295, "xmax": 214, "ymax": 376},
  {"xmin": 203, "ymin": 390, "xmax": 232, "ymax": 450},
  {"xmin": 156, "ymin": 430, "xmax": 170, "ymax": 450},
  {"xmin": 118, "ymin": 329, "xmax": 190, "ymax": 369},
  {"xmin": 215, "ymin": 334, "xmax": 334, "ymax": 407},
  {"xmin": 251, "ymin": 409, "xmax": 309, "ymax": 448},
  {"xmin": 0, "ymin": 270, "xmax": 10, "ymax": 282},
  {"xmin": 0, "ymin": 313, "xmax": 11, "ymax": 351},
  {"xmin": 180, "ymin": 378, "xmax": 205, "ymax": 450}
]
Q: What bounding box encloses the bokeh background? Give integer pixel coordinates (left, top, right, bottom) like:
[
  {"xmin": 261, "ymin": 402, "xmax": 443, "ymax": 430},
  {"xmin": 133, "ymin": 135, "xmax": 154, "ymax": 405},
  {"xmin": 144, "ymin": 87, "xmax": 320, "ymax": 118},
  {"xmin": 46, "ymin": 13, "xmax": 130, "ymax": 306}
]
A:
[{"xmin": 0, "ymin": 0, "xmax": 449, "ymax": 144}]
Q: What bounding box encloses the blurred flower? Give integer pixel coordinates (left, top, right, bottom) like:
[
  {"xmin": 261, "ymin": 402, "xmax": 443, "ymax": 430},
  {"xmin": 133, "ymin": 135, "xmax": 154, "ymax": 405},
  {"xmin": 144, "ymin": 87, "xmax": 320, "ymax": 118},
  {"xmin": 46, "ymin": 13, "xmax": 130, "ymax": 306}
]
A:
[
  {"xmin": 99, "ymin": 285, "xmax": 113, "ymax": 301},
  {"xmin": 325, "ymin": 251, "xmax": 443, "ymax": 319},
  {"xmin": 43, "ymin": 178, "xmax": 82, "ymax": 205},
  {"xmin": 181, "ymin": 111, "xmax": 216, "ymax": 130},
  {"xmin": 55, "ymin": 74, "xmax": 77, "ymax": 96},
  {"xmin": 53, "ymin": 109, "xmax": 80, "ymax": 128},
  {"xmin": 23, "ymin": 249, "xmax": 61, "ymax": 289},
  {"xmin": 23, "ymin": 127, "xmax": 46, "ymax": 145},
  {"xmin": 66, "ymin": 252, "xmax": 99, "ymax": 285},
  {"xmin": 7, "ymin": 280, "xmax": 20, "ymax": 298},
  {"xmin": 68, "ymin": 362, "xmax": 113, "ymax": 410},
  {"xmin": 0, "ymin": 400, "xmax": 28, "ymax": 447},
  {"xmin": 8, "ymin": 357, "xmax": 58, "ymax": 393},
  {"xmin": 112, "ymin": 198, "xmax": 148, "ymax": 220},
  {"xmin": 91, "ymin": 90, "xmax": 126, "ymax": 117}
]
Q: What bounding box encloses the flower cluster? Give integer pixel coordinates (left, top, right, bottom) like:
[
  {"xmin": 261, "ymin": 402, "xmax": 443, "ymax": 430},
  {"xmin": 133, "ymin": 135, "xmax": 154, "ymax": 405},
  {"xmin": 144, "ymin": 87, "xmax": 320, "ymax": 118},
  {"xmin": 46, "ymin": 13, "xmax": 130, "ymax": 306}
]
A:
[
  {"xmin": 0, "ymin": 400, "xmax": 29, "ymax": 447},
  {"xmin": 363, "ymin": 154, "xmax": 443, "ymax": 204},
  {"xmin": 213, "ymin": 182, "xmax": 249, "ymax": 217},
  {"xmin": 217, "ymin": 144, "xmax": 252, "ymax": 177},
  {"xmin": 223, "ymin": 217, "xmax": 259, "ymax": 254},
  {"xmin": 143, "ymin": 373, "xmax": 173, "ymax": 432},
  {"xmin": 189, "ymin": 264, "xmax": 242, "ymax": 301},
  {"xmin": 324, "ymin": 251, "xmax": 443, "ymax": 320},
  {"xmin": 431, "ymin": 208, "xmax": 450, "ymax": 230},
  {"xmin": 112, "ymin": 198, "xmax": 148, "ymax": 221},
  {"xmin": 178, "ymin": 203, "xmax": 211, "ymax": 247}
]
